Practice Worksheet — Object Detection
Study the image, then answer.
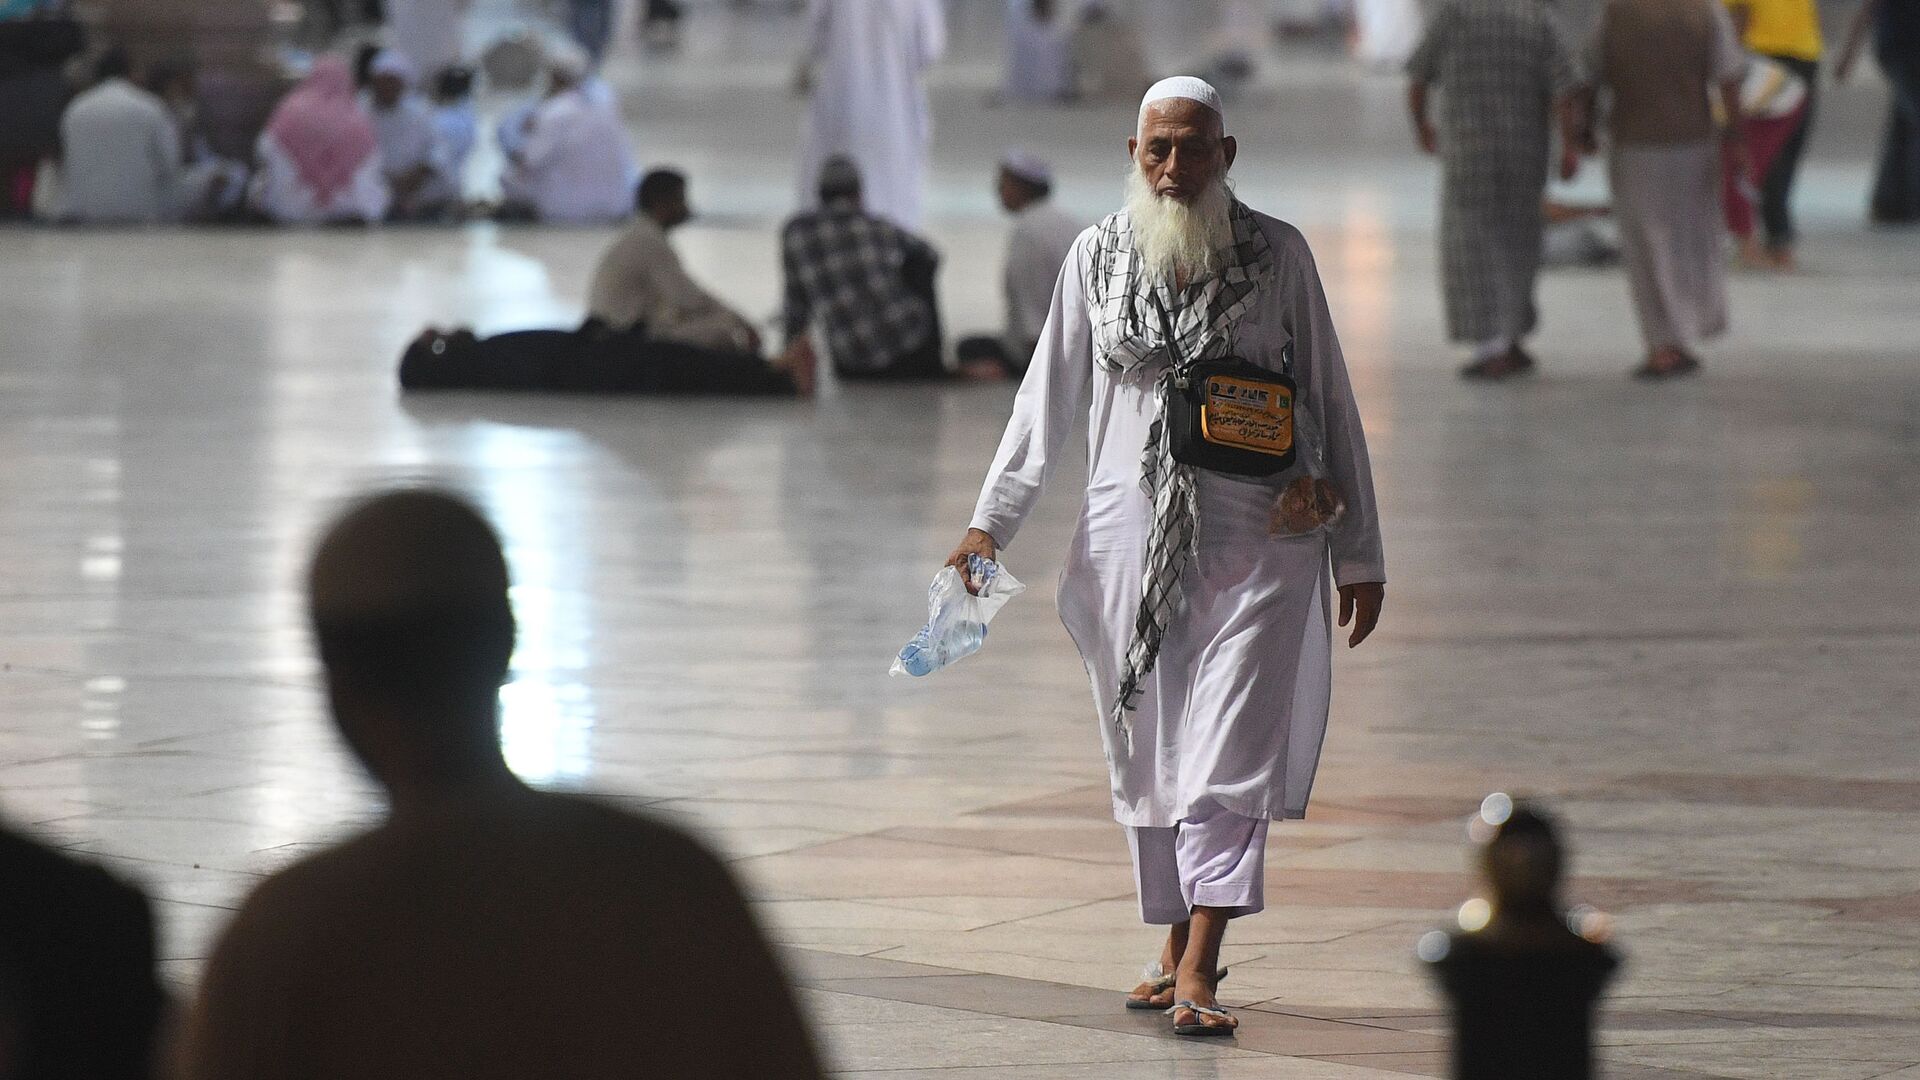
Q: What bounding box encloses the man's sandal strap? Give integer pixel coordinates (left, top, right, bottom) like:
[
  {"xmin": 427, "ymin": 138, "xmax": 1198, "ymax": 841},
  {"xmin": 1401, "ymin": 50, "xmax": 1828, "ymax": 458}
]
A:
[{"xmin": 1170, "ymin": 1000, "xmax": 1234, "ymax": 1022}]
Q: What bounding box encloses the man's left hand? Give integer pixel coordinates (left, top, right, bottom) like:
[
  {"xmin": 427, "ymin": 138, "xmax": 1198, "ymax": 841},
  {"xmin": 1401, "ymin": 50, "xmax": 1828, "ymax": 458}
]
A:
[{"xmin": 1338, "ymin": 582, "xmax": 1384, "ymax": 649}]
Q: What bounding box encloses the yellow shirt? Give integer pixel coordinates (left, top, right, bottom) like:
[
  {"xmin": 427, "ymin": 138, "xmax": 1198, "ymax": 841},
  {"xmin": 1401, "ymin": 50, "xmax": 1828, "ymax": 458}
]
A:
[{"xmin": 1724, "ymin": 0, "xmax": 1823, "ymax": 61}]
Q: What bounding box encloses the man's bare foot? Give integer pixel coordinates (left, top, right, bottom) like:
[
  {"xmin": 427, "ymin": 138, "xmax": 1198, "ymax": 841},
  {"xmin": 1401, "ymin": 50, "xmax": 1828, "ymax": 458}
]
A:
[
  {"xmin": 1126, "ymin": 971, "xmax": 1177, "ymax": 1009},
  {"xmin": 1766, "ymin": 246, "xmax": 1797, "ymax": 271},
  {"xmin": 957, "ymin": 357, "xmax": 1010, "ymax": 381},
  {"xmin": 1170, "ymin": 968, "xmax": 1237, "ymax": 1034},
  {"xmin": 1632, "ymin": 345, "xmax": 1700, "ymax": 380},
  {"xmin": 1125, "ymin": 926, "xmax": 1191, "ymax": 1009},
  {"xmin": 776, "ymin": 337, "xmax": 818, "ymax": 397},
  {"xmin": 1460, "ymin": 350, "xmax": 1532, "ymax": 382},
  {"xmin": 1125, "ymin": 930, "xmax": 1185, "ymax": 1008}
]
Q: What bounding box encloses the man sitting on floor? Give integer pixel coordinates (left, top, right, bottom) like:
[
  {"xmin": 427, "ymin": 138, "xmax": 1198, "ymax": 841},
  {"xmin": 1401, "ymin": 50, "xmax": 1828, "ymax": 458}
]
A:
[
  {"xmin": 777, "ymin": 156, "xmax": 947, "ymax": 381},
  {"xmin": 60, "ymin": 47, "xmax": 231, "ymax": 224},
  {"xmin": 365, "ymin": 50, "xmax": 460, "ymax": 221},
  {"xmin": 498, "ymin": 41, "xmax": 634, "ymax": 225},
  {"xmin": 956, "ymin": 150, "xmax": 1084, "ymax": 377},
  {"xmin": 401, "ymin": 170, "xmax": 813, "ymax": 396},
  {"xmin": 586, "ymin": 169, "xmax": 760, "ymax": 353}
]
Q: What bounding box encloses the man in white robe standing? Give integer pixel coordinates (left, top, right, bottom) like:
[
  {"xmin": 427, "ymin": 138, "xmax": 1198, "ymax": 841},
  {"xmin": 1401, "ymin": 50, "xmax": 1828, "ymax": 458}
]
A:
[
  {"xmin": 947, "ymin": 77, "xmax": 1387, "ymax": 1037},
  {"xmin": 1003, "ymin": 0, "xmax": 1074, "ymax": 104},
  {"xmin": 795, "ymin": 0, "xmax": 946, "ymax": 230}
]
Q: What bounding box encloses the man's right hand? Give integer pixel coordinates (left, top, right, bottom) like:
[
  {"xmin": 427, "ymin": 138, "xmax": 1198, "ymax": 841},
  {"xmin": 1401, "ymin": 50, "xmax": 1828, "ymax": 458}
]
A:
[
  {"xmin": 945, "ymin": 528, "xmax": 998, "ymax": 594},
  {"xmin": 1416, "ymin": 122, "xmax": 1439, "ymax": 156}
]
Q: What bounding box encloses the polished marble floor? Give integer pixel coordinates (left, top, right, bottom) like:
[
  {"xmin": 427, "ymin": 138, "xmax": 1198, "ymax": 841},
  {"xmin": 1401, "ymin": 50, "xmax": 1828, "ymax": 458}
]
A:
[{"xmin": 2, "ymin": 4, "xmax": 1919, "ymax": 1078}]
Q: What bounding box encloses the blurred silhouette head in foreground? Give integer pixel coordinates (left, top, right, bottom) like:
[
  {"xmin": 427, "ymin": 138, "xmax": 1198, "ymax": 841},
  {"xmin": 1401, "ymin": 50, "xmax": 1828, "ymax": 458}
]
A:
[
  {"xmin": 308, "ymin": 488, "xmax": 518, "ymax": 807},
  {"xmin": 180, "ymin": 486, "xmax": 827, "ymax": 1080}
]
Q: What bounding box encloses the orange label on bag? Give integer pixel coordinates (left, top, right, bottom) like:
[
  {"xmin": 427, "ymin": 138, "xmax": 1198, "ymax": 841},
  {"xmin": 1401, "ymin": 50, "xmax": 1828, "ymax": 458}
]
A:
[{"xmin": 1199, "ymin": 375, "xmax": 1294, "ymax": 456}]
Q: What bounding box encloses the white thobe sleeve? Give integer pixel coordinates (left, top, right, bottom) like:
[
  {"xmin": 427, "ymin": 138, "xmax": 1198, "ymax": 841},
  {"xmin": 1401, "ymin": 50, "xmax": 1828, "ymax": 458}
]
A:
[
  {"xmin": 968, "ymin": 238, "xmax": 1093, "ymax": 550},
  {"xmin": 520, "ymin": 106, "xmax": 564, "ymax": 171},
  {"xmin": 1281, "ymin": 235, "xmax": 1387, "ymax": 587},
  {"xmin": 916, "ymin": 0, "xmax": 948, "ymax": 69},
  {"xmin": 805, "ymin": 0, "xmax": 832, "ymax": 64}
]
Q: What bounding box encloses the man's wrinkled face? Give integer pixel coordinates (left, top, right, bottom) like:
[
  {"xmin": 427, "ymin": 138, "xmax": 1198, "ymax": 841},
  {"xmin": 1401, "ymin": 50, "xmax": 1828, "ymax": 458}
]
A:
[{"xmin": 1127, "ymin": 99, "xmax": 1236, "ymax": 205}]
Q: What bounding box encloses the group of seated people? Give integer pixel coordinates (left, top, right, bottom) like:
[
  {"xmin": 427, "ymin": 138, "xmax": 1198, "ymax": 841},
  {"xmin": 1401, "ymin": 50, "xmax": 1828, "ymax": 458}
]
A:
[
  {"xmin": 402, "ymin": 149, "xmax": 1086, "ymax": 396},
  {"xmin": 52, "ymin": 38, "xmax": 636, "ymax": 226}
]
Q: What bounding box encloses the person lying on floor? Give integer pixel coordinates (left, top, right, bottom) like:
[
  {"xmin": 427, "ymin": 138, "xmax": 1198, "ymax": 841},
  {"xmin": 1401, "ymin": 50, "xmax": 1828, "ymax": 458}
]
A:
[{"xmin": 401, "ymin": 169, "xmax": 813, "ymax": 395}]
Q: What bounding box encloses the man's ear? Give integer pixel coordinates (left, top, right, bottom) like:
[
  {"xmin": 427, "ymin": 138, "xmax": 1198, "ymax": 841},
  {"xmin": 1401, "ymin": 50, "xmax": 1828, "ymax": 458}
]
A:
[
  {"xmin": 1222, "ymin": 135, "xmax": 1238, "ymax": 171},
  {"xmin": 1127, "ymin": 136, "xmax": 1138, "ymax": 160}
]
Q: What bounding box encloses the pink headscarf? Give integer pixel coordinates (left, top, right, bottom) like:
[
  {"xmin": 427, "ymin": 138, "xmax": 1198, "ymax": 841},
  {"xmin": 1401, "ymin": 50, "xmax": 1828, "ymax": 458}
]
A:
[{"xmin": 263, "ymin": 56, "xmax": 378, "ymax": 206}]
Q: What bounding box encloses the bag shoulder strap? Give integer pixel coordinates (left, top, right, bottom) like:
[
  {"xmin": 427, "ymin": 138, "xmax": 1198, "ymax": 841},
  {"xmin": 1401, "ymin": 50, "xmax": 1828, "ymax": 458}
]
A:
[
  {"xmin": 1148, "ymin": 290, "xmax": 1190, "ymax": 377},
  {"xmin": 1154, "ymin": 288, "xmax": 1295, "ymax": 381}
]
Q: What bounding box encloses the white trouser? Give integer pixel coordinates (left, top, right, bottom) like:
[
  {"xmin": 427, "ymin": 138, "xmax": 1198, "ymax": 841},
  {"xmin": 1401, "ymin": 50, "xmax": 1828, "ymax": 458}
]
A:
[{"xmin": 1126, "ymin": 798, "xmax": 1270, "ymax": 925}]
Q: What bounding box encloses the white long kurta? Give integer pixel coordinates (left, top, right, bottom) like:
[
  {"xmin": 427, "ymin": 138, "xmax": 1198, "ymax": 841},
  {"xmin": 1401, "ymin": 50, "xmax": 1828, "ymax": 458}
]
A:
[
  {"xmin": 969, "ymin": 211, "xmax": 1386, "ymax": 829},
  {"xmin": 798, "ymin": 0, "xmax": 946, "ymax": 230}
]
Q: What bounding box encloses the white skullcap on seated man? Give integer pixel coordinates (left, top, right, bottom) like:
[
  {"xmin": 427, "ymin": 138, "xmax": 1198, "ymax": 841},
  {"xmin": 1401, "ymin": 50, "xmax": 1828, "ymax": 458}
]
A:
[
  {"xmin": 947, "ymin": 70, "xmax": 1387, "ymax": 1037},
  {"xmin": 1000, "ymin": 147, "xmax": 1054, "ymax": 189}
]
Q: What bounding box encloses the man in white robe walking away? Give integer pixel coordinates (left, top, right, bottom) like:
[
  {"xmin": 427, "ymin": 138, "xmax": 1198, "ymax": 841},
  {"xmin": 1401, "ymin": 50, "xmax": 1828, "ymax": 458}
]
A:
[
  {"xmin": 795, "ymin": 0, "xmax": 946, "ymax": 230},
  {"xmin": 947, "ymin": 77, "xmax": 1387, "ymax": 1037}
]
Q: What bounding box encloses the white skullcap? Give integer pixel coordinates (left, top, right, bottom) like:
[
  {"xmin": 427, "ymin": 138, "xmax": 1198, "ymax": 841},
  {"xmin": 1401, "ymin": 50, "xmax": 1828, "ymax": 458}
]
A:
[
  {"xmin": 545, "ymin": 38, "xmax": 591, "ymax": 80},
  {"xmin": 1000, "ymin": 148, "xmax": 1053, "ymax": 187},
  {"xmin": 1138, "ymin": 75, "xmax": 1224, "ymax": 129},
  {"xmin": 368, "ymin": 48, "xmax": 416, "ymax": 83}
]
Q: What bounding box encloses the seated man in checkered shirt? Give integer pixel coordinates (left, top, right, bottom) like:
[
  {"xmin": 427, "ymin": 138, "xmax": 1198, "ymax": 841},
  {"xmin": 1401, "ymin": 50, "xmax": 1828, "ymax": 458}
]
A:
[{"xmin": 777, "ymin": 156, "xmax": 949, "ymax": 380}]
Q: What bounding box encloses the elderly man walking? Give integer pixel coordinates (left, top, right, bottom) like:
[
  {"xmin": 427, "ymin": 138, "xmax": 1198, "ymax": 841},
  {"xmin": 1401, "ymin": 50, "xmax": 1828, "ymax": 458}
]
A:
[
  {"xmin": 948, "ymin": 77, "xmax": 1387, "ymax": 1037},
  {"xmin": 1406, "ymin": 0, "xmax": 1583, "ymax": 380}
]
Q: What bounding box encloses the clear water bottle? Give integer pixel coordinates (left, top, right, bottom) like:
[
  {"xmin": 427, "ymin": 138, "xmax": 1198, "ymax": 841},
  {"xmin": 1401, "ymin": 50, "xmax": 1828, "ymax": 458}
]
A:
[
  {"xmin": 890, "ymin": 555, "xmax": 1024, "ymax": 678},
  {"xmin": 895, "ymin": 617, "xmax": 987, "ymax": 676}
]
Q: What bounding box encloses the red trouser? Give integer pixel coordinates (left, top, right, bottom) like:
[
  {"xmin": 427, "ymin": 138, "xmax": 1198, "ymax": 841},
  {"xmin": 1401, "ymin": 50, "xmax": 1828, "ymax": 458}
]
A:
[{"xmin": 1723, "ymin": 106, "xmax": 1806, "ymax": 239}]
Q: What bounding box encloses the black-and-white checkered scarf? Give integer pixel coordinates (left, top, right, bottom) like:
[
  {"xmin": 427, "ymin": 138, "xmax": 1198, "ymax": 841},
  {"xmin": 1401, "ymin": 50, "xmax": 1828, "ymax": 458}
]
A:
[{"xmin": 1084, "ymin": 198, "xmax": 1274, "ymax": 751}]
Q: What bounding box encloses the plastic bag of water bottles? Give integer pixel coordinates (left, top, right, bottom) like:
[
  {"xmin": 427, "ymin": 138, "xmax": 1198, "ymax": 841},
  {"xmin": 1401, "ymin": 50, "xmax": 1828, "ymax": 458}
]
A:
[{"xmin": 890, "ymin": 555, "xmax": 1026, "ymax": 677}]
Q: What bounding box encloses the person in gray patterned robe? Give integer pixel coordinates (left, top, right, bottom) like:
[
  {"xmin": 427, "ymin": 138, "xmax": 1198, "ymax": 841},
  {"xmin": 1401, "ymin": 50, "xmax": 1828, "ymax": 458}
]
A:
[{"xmin": 1407, "ymin": 0, "xmax": 1583, "ymax": 381}]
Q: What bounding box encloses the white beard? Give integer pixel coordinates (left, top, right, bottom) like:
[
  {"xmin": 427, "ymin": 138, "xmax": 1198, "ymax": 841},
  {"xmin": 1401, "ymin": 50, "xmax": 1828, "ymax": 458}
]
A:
[{"xmin": 1124, "ymin": 164, "xmax": 1233, "ymax": 286}]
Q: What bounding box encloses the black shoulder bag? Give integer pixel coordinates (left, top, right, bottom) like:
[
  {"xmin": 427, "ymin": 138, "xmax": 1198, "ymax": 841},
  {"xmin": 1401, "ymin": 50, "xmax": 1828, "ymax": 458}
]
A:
[{"xmin": 1151, "ymin": 292, "xmax": 1298, "ymax": 477}]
